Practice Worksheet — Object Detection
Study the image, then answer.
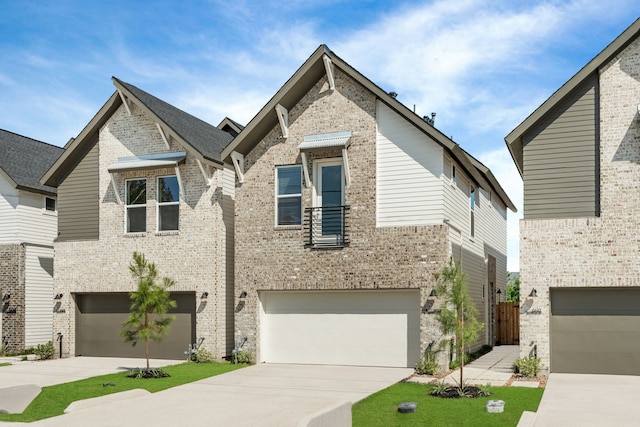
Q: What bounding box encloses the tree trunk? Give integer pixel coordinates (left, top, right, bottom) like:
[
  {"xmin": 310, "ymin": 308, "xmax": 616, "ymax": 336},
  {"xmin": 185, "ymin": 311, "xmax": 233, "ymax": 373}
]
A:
[{"xmin": 144, "ymin": 313, "xmax": 150, "ymax": 370}]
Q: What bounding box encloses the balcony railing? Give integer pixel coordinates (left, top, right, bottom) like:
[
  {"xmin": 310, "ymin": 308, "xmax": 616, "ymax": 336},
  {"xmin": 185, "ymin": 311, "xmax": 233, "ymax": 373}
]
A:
[{"xmin": 304, "ymin": 205, "xmax": 350, "ymax": 248}]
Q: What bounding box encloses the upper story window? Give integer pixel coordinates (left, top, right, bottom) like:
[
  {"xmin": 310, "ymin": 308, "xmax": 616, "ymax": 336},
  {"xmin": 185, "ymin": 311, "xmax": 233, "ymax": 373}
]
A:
[
  {"xmin": 470, "ymin": 188, "xmax": 475, "ymax": 238},
  {"xmin": 276, "ymin": 165, "xmax": 302, "ymax": 226},
  {"xmin": 158, "ymin": 176, "xmax": 179, "ymax": 231},
  {"xmin": 44, "ymin": 196, "xmax": 56, "ymax": 212},
  {"xmin": 452, "ymin": 165, "xmax": 457, "ymax": 184},
  {"xmin": 126, "ymin": 178, "xmax": 146, "ymax": 233}
]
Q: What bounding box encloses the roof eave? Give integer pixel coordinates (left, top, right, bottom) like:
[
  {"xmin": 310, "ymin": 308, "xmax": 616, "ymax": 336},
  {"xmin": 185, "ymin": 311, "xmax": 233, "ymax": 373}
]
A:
[
  {"xmin": 42, "ymin": 91, "xmax": 122, "ymax": 187},
  {"xmin": 505, "ymin": 17, "xmax": 640, "ymax": 176}
]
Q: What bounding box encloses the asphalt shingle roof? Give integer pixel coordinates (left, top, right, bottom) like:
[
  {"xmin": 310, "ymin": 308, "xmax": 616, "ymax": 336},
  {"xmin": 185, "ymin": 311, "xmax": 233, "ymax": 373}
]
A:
[
  {"xmin": 114, "ymin": 78, "xmax": 234, "ymax": 163},
  {"xmin": 0, "ymin": 129, "xmax": 63, "ymax": 194}
]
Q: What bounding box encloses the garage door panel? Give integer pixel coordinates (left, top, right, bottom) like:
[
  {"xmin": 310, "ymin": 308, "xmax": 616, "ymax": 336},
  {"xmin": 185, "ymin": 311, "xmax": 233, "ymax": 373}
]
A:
[
  {"xmin": 75, "ymin": 293, "xmax": 195, "ymax": 359},
  {"xmin": 261, "ymin": 290, "xmax": 419, "ymax": 367},
  {"xmin": 550, "ymin": 288, "xmax": 640, "ymax": 375}
]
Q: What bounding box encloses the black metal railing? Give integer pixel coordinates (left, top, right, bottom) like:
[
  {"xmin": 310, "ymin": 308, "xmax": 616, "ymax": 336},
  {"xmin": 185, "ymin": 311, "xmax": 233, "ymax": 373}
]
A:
[{"xmin": 304, "ymin": 205, "xmax": 350, "ymax": 248}]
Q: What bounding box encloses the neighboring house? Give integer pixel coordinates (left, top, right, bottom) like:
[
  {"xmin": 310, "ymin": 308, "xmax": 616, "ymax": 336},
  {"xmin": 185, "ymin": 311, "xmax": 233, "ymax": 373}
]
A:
[
  {"xmin": 0, "ymin": 130, "xmax": 63, "ymax": 352},
  {"xmin": 506, "ymin": 18, "xmax": 640, "ymax": 375},
  {"xmin": 41, "ymin": 78, "xmax": 237, "ymax": 359},
  {"xmin": 223, "ymin": 45, "xmax": 516, "ymax": 368}
]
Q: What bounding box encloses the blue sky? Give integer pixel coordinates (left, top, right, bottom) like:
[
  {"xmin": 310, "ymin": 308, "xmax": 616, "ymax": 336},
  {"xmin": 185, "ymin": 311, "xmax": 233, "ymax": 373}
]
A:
[{"xmin": 1, "ymin": 1, "xmax": 638, "ymax": 270}]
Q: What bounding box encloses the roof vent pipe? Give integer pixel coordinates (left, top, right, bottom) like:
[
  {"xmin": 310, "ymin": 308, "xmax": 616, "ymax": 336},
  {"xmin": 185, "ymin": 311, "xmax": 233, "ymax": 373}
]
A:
[{"xmin": 389, "ymin": 91, "xmax": 398, "ymax": 99}]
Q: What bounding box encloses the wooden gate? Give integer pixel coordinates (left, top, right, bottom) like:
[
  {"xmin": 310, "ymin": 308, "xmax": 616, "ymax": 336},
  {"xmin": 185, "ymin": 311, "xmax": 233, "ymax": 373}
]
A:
[{"xmin": 496, "ymin": 302, "xmax": 520, "ymax": 345}]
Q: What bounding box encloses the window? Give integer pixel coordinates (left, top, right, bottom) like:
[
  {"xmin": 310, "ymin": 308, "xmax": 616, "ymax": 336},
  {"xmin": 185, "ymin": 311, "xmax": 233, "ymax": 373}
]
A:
[
  {"xmin": 44, "ymin": 197, "xmax": 56, "ymax": 212},
  {"xmin": 452, "ymin": 165, "xmax": 457, "ymax": 184},
  {"xmin": 126, "ymin": 179, "xmax": 146, "ymax": 233},
  {"xmin": 470, "ymin": 188, "xmax": 475, "ymax": 238},
  {"xmin": 276, "ymin": 165, "xmax": 302, "ymax": 226},
  {"xmin": 158, "ymin": 176, "xmax": 179, "ymax": 231}
]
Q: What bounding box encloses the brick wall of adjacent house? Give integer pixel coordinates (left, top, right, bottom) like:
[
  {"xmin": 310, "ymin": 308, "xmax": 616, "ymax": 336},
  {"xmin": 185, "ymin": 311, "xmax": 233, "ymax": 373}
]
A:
[
  {"xmin": 234, "ymin": 68, "xmax": 450, "ymax": 363},
  {"xmin": 0, "ymin": 244, "xmax": 26, "ymax": 352},
  {"xmin": 53, "ymin": 104, "xmax": 232, "ymax": 359},
  {"xmin": 519, "ymin": 37, "xmax": 640, "ymax": 369}
]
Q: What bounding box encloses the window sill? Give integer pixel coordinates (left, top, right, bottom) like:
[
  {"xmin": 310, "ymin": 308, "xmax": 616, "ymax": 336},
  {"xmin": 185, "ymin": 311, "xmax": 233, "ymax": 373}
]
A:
[
  {"xmin": 275, "ymin": 225, "xmax": 302, "ymax": 230},
  {"xmin": 42, "ymin": 210, "xmax": 57, "ymax": 216},
  {"xmin": 155, "ymin": 230, "xmax": 179, "ymax": 236},
  {"xmin": 124, "ymin": 232, "xmax": 146, "ymax": 238}
]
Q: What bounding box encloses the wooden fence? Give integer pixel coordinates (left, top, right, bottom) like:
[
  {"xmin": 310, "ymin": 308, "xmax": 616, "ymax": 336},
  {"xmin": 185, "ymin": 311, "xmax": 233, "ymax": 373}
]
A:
[{"xmin": 496, "ymin": 302, "xmax": 520, "ymax": 345}]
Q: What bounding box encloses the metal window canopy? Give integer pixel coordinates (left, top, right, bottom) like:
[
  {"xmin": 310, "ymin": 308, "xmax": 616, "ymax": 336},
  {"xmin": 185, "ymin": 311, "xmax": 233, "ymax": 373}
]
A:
[
  {"xmin": 107, "ymin": 152, "xmax": 186, "ymax": 204},
  {"xmin": 297, "ymin": 131, "xmax": 352, "ymax": 187}
]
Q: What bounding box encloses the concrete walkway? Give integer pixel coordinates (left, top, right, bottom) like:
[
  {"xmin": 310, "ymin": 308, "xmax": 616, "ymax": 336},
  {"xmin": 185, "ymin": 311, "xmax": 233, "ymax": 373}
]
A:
[{"xmin": 442, "ymin": 345, "xmax": 519, "ymax": 386}]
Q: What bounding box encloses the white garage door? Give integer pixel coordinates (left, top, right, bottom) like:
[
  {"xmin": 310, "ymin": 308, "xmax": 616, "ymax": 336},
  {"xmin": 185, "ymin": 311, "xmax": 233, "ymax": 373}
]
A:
[{"xmin": 260, "ymin": 290, "xmax": 420, "ymax": 367}]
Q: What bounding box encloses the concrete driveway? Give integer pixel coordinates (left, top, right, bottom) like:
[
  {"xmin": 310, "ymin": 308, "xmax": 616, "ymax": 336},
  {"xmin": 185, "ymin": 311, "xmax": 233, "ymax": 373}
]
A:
[
  {"xmin": 530, "ymin": 373, "xmax": 640, "ymax": 426},
  {"xmin": 1, "ymin": 360, "xmax": 411, "ymax": 426}
]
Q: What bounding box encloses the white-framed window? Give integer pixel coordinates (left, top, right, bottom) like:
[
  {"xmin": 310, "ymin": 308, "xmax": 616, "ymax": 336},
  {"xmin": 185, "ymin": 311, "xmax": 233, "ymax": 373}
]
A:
[
  {"xmin": 44, "ymin": 196, "xmax": 56, "ymax": 212},
  {"xmin": 470, "ymin": 187, "xmax": 475, "ymax": 238},
  {"xmin": 452, "ymin": 165, "xmax": 457, "ymax": 185},
  {"xmin": 157, "ymin": 175, "xmax": 179, "ymax": 231},
  {"xmin": 126, "ymin": 178, "xmax": 146, "ymax": 233},
  {"xmin": 276, "ymin": 165, "xmax": 302, "ymax": 226}
]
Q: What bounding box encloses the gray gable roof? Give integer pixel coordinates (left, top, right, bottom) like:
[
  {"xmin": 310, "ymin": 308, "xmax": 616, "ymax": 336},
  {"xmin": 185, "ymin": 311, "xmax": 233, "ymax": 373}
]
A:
[
  {"xmin": 0, "ymin": 129, "xmax": 63, "ymax": 195},
  {"xmin": 113, "ymin": 77, "xmax": 233, "ymax": 163}
]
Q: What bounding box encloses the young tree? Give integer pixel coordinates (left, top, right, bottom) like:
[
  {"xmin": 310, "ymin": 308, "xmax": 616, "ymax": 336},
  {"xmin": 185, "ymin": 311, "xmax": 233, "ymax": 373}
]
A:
[
  {"xmin": 434, "ymin": 257, "xmax": 483, "ymax": 387},
  {"xmin": 121, "ymin": 252, "xmax": 176, "ymax": 370}
]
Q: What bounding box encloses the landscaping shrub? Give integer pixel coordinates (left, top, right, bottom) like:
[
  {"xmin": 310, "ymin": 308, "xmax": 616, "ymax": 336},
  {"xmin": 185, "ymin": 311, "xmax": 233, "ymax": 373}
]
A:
[
  {"xmin": 513, "ymin": 355, "xmax": 542, "ymax": 378},
  {"xmin": 190, "ymin": 348, "xmax": 214, "ymax": 363},
  {"xmin": 235, "ymin": 350, "xmax": 252, "ymax": 364},
  {"xmin": 127, "ymin": 368, "xmax": 170, "ymax": 379},
  {"xmin": 34, "ymin": 342, "xmax": 54, "ymax": 360},
  {"xmin": 415, "ymin": 349, "xmax": 440, "ymax": 375}
]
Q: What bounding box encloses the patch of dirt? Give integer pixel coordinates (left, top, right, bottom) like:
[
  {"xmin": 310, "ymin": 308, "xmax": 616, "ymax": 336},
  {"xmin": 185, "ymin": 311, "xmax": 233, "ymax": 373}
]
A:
[{"xmin": 506, "ymin": 374, "xmax": 547, "ymax": 388}]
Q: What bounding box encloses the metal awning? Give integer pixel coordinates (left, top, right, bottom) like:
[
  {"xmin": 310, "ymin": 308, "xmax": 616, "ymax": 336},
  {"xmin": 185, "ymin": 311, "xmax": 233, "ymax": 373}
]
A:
[
  {"xmin": 107, "ymin": 152, "xmax": 187, "ymax": 172},
  {"xmin": 297, "ymin": 131, "xmax": 352, "ymax": 151}
]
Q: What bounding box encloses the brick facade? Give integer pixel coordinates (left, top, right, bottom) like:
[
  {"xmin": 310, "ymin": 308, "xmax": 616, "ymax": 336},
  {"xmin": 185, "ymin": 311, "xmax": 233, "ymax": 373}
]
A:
[
  {"xmin": 0, "ymin": 244, "xmax": 26, "ymax": 352},
  {"xmin": 234, "ymin": 69, "xmax": 451, "ymax": 363},
  {"xmin": 53, "ymin": 103, "xmax": 233, "ymax": 359},
  {"xmin": 520, "ymin": 37, "xmax": 640, "ymax": 368}
]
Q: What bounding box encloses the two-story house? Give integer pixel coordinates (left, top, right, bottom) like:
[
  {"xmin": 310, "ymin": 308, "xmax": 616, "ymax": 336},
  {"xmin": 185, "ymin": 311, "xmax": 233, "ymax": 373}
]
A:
[
  {"xmin": 506, "ymin": 18, "xmax": 640, "ymax": 375},
  {"xmin": 223, "ymin": 45, "xmax": 516, "ymax": 368},
  {"xmin": 41, "ymin": 78, "xmax": 238, "ymax": 359},
  {"xmin": 0, "ymin": 130, "xmax": 63, "ymax": 353}
]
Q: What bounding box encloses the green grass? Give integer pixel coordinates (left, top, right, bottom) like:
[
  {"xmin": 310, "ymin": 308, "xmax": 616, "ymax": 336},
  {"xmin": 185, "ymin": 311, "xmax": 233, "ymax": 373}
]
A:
[
  {"xmin": 353, "ymin": 382, "xmax": 544, "ymax": 427},
  {"xmin": 0, "ymin": 362, "xmax": 11, "ymax": 367},
  {"xmin": 0, "ymin": 362, "xmax": 246, "ymax": 422}
]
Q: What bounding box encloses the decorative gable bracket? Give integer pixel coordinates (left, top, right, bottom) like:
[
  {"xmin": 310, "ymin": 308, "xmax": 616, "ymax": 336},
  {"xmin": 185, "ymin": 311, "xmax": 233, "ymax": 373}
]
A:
[
  {"xmin": 117, "ymin": 89, "xmax": 132, "ymax": 116},
  {"xmin": 196, "ymin": 159, "xmax": 215, "ymax": 187},
  {"xmin": 323, "ymin": 55, "xmax": 335, "ymax": 90},
  {"xmin": 156, "ymin": 123, "xmax": 171, "ymax": 149},
  {"xmin": 275, "ymin": 104, "xmax": 289, "ymax": 139},
  {"xmin": 230, "ymin": 151, "xmax": 245, "ymax": 184}
]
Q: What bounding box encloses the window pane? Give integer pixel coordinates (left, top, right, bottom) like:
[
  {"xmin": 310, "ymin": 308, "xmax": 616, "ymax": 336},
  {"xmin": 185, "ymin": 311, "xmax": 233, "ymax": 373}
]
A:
[
  {"xmin": 158, "ymin": 176, "xmax": 179, "ymax": 203},
  {"xmin": 127, "ymin": 206, "xmax": 146, "ymax": 232},
  {"xmin": 45, "ymin": 197, "xmax": 56, "ymax": 211},
  {"xmin": 321, "ymin": 165, "xmax": 342, "ymax": 207},
  {"xmin": 159, "ymin": 205, "xmax": 179, "ymax": 231},
  {"xmin": 127, "ymin": 179, "xmax": 146, "ymax": 205},
  {"xmin": 278, "ymin": 167, "xmax": 301, "ymax": 195},
  {"xmin": 278, "ymin": 197, "xmax": 301, "ymax": 225}
]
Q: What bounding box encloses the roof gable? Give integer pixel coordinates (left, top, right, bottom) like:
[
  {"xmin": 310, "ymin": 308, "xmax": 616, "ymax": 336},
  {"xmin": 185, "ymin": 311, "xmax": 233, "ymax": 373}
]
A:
[
  {"xmin": 0, "ymin": 129, "xmax": 63, "ymax": 195},
  {"xmin": 506, "ymin": 18, "xmax": 640, "ymax": 175},
  {"xmin": 223, "ymin": 44, "xmax": 516, "ymax": 212},
  {"xmin": 43, "ymin": 79, "xmax": 234, "ymax": 187}
]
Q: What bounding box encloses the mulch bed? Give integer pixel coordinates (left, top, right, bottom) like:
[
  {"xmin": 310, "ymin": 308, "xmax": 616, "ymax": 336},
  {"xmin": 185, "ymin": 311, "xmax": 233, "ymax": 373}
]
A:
[{"xmin": 437, "ymin": 385, "xmax": 485, "ymax": 398}]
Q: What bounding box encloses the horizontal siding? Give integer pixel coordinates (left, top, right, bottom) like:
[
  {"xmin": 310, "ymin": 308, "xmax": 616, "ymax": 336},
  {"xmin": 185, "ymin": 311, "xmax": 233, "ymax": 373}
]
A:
[
  {"xmin": 16, "ymin": 191, "xmax": 57, "ymax": 245},
  {"xmin": 0, "ymin": 174, "xmax": 18, "ymax": 243},
  {"xmin": 25, "ymin": 245, "xmax": 54, "ymax": 347},
  {"xmin": 522, "ymin": 75, "xmax": 597, "ymax": 219},
  {"xmin": 58, "ymin": 143, "xmax": 99, "ymax": 241},
  {"xmin": 376, "ymin": 101, "xmax": 444, "ymax": 226}
]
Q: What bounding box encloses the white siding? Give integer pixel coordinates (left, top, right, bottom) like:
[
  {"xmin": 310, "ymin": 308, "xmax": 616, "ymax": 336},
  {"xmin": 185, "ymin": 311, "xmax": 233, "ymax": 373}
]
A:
[
  {"xmin": 376, "ymin": 102, "xmax": 444, "ymax": 226},
  {"xmin": 17, "ymin": 191, "xmax": 57, "ymax": 246},
  {"xmin": 25, "ymin": 245, "xmax": 54, "ymax": 347},
  {"xmin": 0, "ymin": 173, "xmax": 19, "ymax": 244}
]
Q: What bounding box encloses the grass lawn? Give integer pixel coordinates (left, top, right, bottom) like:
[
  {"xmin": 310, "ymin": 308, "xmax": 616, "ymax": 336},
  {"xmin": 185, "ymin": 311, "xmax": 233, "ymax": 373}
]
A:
[
  {"xmin": 0, "ymin": 362, "xmax": 11, "ymax": 367},
  {"xmin": 353, "ymin": 382, "xmax": 544, "ymax": 427},
  {"xmin": 0, "ymin": 362, "xmax": 246, "ymax": 422}
]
